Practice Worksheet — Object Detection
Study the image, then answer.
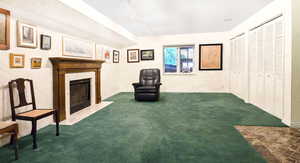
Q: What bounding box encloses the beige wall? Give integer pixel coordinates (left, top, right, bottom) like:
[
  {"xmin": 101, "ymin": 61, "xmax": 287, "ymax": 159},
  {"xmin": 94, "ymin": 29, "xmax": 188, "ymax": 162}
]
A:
[
  {"xmin": 119, "ymin": 32, "xmax": 230, "ymax": 93},
  {"xmin": 0, "ymin": 11, "xmax": 121, "ymax": 145},
  {"xmin": 291, "ymin": 0, "xmax": 300, "ymax": 124}
]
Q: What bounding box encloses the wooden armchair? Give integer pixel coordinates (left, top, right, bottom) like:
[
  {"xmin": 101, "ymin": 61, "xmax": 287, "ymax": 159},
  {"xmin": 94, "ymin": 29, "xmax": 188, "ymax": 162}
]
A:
[
  {"xmin": 8, "ymin": 78, "xmax": 59, "ymax": 149},
  {"xmin": 0, "ymin": 122, "xmax": 18, "ymax": 160}
]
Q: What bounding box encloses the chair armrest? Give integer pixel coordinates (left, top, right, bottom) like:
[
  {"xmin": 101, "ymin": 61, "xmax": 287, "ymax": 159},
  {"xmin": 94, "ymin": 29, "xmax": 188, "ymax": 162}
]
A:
[
  {"xmin": 155, "ymin": 83, "xmax": 162, "ymax": 88},
  {"xmin": 132, "ymin": 83, "xmax": 142, "ymax": 88}
]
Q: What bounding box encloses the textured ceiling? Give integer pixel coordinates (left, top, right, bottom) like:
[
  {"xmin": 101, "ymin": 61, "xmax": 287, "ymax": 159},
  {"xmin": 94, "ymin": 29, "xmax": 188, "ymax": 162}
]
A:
[{"xmin": 83, "ymin": 0, "xmax": 274, "ymax": 36}]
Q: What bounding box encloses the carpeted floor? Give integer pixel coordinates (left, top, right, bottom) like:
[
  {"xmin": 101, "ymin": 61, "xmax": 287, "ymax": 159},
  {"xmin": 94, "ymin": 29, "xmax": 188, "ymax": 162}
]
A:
[{"xmin": 0, "ymin": 93, "xmax": 286, "ymax": 163}]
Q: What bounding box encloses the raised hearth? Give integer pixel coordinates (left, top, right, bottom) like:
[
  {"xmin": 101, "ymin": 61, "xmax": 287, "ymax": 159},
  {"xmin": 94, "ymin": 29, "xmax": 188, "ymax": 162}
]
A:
[{"xmin": 50, "ymin": 57, "xmax": 104, "ymax": 121}]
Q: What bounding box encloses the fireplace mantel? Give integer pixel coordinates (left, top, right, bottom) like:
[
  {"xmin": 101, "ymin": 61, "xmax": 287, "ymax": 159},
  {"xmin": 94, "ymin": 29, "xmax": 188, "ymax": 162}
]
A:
[{"xmin": 50, "ymin": 57, "xmax": 105, "ymax": 121}]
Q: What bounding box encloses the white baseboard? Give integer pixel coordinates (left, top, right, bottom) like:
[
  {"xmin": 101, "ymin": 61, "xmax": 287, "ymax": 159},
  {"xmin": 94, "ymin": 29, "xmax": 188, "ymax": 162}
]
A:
[{"xmin": 290, "ymin": 121, "xmax": 300, "ymax": 128}]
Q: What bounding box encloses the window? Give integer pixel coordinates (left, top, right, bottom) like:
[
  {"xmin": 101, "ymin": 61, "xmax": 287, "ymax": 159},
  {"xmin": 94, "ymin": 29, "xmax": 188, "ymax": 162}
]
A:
[{"xmin": 163, "ymin": 45, "xmax": 194, "ymax": 73}]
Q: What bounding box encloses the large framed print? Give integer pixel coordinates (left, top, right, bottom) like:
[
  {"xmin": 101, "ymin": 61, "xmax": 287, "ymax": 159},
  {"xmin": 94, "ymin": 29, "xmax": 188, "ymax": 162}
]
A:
[
  {"xmin": 0, "ymin": 8, "xmax": 10, "ymax": 50},
  {"xmin": 127, "ymin": 49, "xmax": 139, "ymax": 63},
  {"xmin": 199, "ymin": 44, "xmax": 223, "ymax": 71},
  {"xmin": 62, "ymin": 36, "xmax": 94, "ymax": 58},
  {"xmin": 17, "ymin": 21, "xmax": 37, "ymax": 48}
]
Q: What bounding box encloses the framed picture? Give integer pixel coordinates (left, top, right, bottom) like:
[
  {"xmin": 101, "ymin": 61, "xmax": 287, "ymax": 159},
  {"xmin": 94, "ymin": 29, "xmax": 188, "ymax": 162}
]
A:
[
  {"xmin": 113, "ymin": 50, "xmax": 119, "ymax": 63},
  {"xmin": 141, "ymin": 49, "xmax": 154, "ymax": 61},
  {"xmin": 127, "ymin": 49, "xmax": 139, "ymax": 63},
  {"xmin": 31, "ymin": 58, "xmax": 42, "ymax": 69},
  {"xmin": 0, "ymin": 8, "xmax": 10, "ymax": 50},
  {"xmin": 10, "ymin": 53, "xmax": 25, "ymax": 68},
  {"xmin": 199, "ymin": 44, "xmax": 223, "ymax": 71},
  {"xmin": 40, "ymin": 34, "xmax": 51, "ymax": 50},
  {"xmin": 62, "ymin": 36, "xmax": 94, "ymax": 58},
  {"xmin": 103, "ymin": 48, "xmax": 111, "ymax": 62},
  {"xmin": 17, "ymin": 21, "xmax": 37, "ymax": 48}
]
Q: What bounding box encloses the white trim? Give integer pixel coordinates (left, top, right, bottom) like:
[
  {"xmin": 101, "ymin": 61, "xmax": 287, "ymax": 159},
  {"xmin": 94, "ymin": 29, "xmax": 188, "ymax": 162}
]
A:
[{"xmin": 290, "ymin": 121, "xmax": 300, "ymax": 128}]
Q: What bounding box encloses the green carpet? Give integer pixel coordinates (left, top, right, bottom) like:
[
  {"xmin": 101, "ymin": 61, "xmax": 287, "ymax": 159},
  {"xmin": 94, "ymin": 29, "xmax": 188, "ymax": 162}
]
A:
[{"xmin": 0, "ymin": 93, "xmax": 286, "ymax": 163}]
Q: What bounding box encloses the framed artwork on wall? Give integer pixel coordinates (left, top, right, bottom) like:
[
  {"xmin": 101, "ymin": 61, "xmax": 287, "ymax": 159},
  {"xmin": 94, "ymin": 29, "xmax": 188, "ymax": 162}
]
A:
[
  {"xmin": 17, "ymin": 21, "xmax": 37, "ymax": 48},
  {"xmin": 0, "ymin": 8, "xmax": 10, "ymax": 50},
  {"xmin": 103, "ymin": 48, "xmax": 111, "ymax": 62},
  {"xmin": 62, "ymin": 36, "xmax": 94, "ymax": 58},
  {"xmin": 199, "ymin": 44, "xmax": 223, "ymax": 71},
  {"xmin": 10, "ymin": 53, "xmax": 25, "ymax": 68},
  {"xmin": 127, "ymin": 49, "xmax": 139, "ymax": 63},
  {"xmin": 40, "ymin": 34, "xmax": 51, "ymax": 50},
  {"xmin": 113, "ymin": 50, "xmax": 119, "ymax": 63},
  {"xmin": 31, "ymin": 58, "xmax": 42, "ymax": 69},
  {"xmin": 141, "ymin": 49, "xmax": 154, "ymax": 61}
]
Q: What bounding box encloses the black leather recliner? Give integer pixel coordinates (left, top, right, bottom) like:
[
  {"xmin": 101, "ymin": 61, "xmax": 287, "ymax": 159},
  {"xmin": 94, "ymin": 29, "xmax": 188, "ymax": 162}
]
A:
[{"xmin": 132, "ymin": 69, "xmax": 162, "ymax": 101}]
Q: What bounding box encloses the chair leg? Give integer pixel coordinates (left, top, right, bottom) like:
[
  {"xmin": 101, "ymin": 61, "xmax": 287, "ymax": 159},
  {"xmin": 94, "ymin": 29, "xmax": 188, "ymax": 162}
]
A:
[
  {"xmin": 9, "ymin": 135, "xmax": 14, "ymax": 145},
  {"xmin": 31, "ymin": 121, "xmax": 34, "ymax": 135},
  {"xmin": 55, "ymin": 111, "xmax": 60, "ymax": 136},
  {"xmin": 12, "ymin": 133, "xmax": 19, "ymax": 160},
  {"xmin": 32, "ymin": 120, "xmax": 37, "ymax": 149}
]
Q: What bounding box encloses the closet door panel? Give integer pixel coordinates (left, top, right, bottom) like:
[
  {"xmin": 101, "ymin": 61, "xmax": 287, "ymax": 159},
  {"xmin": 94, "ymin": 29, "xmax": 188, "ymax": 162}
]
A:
[
  {"xmin": 263, "ymin": 23, "xmax": 275, "ymax": 114},
  {"xmin": 256, "ymin": 28, "xmax": 265, "ymax": 109},
  {"xmin": 274, "ymin": 19, "xmax": 284, "ymax": 118},
  {"xmin": 248, "ymin": 31, "xmax": 257, "ymax": 104},
  {"xmin": 239, "ymin": 36, "xmax": 246, "ymax": 99}
]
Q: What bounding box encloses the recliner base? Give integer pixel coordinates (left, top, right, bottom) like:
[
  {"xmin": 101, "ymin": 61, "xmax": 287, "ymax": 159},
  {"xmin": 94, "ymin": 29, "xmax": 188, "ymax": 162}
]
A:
[{"xmin": 134, "ymin": 93, "xmax": 159, "ymax": 101}]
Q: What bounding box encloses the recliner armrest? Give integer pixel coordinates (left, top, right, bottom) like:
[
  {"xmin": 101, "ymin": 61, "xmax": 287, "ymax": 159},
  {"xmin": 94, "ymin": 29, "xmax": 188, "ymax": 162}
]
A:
[
  {"xmin": 132, "ymin": 83, "xmax": 142, "ymax": 88},
  {"xmin": 155, "ymin": 83, "xmax": 162, "ymax": 88}
]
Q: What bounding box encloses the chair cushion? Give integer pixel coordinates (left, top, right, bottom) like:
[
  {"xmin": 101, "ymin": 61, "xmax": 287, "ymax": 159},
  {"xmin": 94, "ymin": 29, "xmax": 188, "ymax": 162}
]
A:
[
  {"xmin": 17, "ymin": 109, "xmax": 54, "ymax": 118},
  {"xmin": 0, "ymin": 122, "xmax": 17, "ymax": 130},
  {"xmin": 135, "ymin": 86, "xmax": 157, "ymax": 93}
]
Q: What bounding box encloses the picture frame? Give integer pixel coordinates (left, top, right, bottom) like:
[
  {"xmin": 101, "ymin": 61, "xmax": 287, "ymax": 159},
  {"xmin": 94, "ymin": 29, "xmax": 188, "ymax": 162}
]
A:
[
  {"xmin": 10, "ymin": 53, "xmax": 25, "ymax": 68},
  {"xmin": 141, "ymin": 49, "xmax": 154, "ymax": 61},
  {"xmin": 113, "ymin": 50, "xmax": 120, "ymax": 63},
  {"xmin": 62, "ymin": 36, "xmax": 94, "ymax": 58},
  {"xmin": 199, "ymin": 44, "xmax": 223, "ymax": 71},
  {"xmin": 0, "ymin": 8, "xmax": 10, "ymax": 50},
  {"xmin": 103, "ymin": 48, "xmax": 112, "ymax": 62},
  {"xmin": 31, "ymin": 58, "xmax": 42, "ymax": 69},
  {"xmin": 40, "ymin": 34, "xmax": 51, "ymax": 50},
  {"xmin": 17, "ymin": 21, "xmax": 37, "ymax": 48},
  {"xmin": 127, "ymin": 49, "xmax": 139, "ymax": 63}
]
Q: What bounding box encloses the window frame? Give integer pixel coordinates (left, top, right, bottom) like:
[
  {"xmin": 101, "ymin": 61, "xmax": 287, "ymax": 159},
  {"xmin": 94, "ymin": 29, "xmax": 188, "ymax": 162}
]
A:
[{"xmin": 163, "ymin": 44, "xmax": 195, "ymax": 75}]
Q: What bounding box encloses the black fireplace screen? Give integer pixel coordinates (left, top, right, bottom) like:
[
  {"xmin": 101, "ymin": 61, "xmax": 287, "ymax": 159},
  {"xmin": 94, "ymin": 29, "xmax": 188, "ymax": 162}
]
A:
[{"xmin": 70, "ymin": 78, "xmax": 91, "ymax": 114}]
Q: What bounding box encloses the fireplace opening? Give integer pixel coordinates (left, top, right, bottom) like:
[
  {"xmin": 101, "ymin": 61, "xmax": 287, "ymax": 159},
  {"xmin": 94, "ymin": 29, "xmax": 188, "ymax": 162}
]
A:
[{"xmin": 70, "ymin": 78, "xmax": 91, "ymax": 114}]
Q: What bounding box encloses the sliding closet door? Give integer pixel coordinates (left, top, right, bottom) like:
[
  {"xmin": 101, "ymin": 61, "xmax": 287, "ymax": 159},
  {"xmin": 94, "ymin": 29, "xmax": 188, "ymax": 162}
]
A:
[
  {"xmin": 248, "ymin": 31, "xmax": 257, "ymax": 104},
  {"xmin": 239, "ymin": 36, "xmax": 246, "ymax": 98},
  {"xmin": 274, "ymin": 18, "xmax": 285, "ymax": 119},
  {"xmin": 231, "ymin": 39, "xmax": 239, "ymax": 95},
  {"xmin": 256, "ymin": 28, "xmax": 265, "ymax": 109},
  {"xmin": 263, "ymin": 22, "xmax": 275, "ymax": 114},
  {"xmin": 246, "ymin": 16, "xmax": 285, "ymax": 119}
]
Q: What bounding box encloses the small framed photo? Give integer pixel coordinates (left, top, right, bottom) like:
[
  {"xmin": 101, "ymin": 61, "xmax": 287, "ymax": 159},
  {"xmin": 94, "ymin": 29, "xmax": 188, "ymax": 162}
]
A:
[
  {"xmin": 113, "ymin": 50, "xmax": 119, "ymax": 63},
  {"xmin": 40, "ymin": 34, "xmax": 51, "ymax": 50},
  {"xmin": 10, "ymin": 53, "xmax": 25, "ymax": 68},
  {"xmin": 141, "ymin": 49, "xmax": 154, "ymax": 61},
  {"xmin": 0, "ymin": 8, "xmax": 10, "ymax": 50},
  {"xmin": 103, "ymin": 48, "xmax": 111, "ymax": 62},
  {"xmin": 17, "ymin": 21, "xmax": 37, "ymax": 48},
  {"xmin": 31, "ymin": 58, "xmax": 42, "ymax": 69},
  {"xmin": 127, "ymin": 49, "xmax": 139, "ymax": 63},
  {"xmin": 199, "ymin": 44, "xmax": 223, "ymax": 71}
]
